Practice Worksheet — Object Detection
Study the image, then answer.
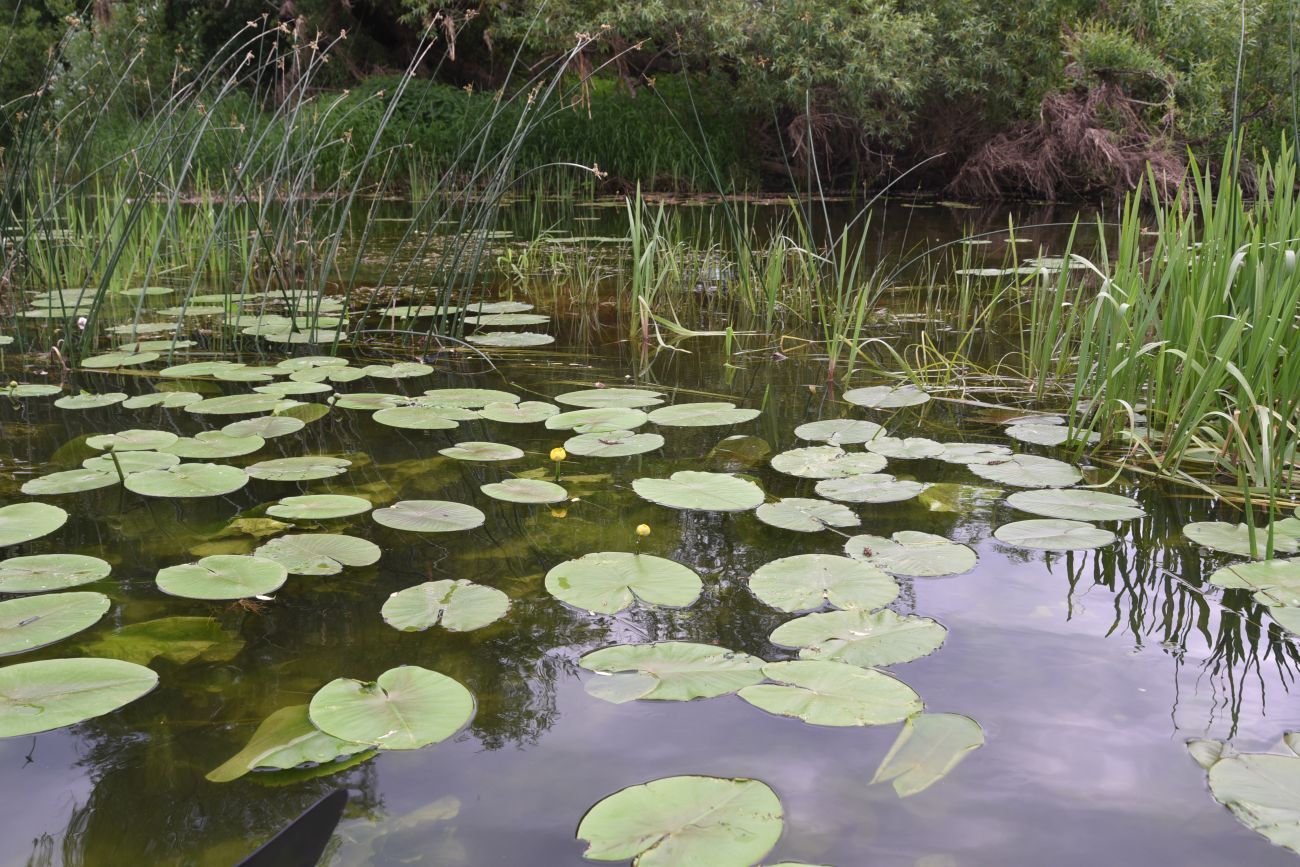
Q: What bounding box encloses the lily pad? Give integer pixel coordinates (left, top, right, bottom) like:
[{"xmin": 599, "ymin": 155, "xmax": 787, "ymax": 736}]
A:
[
  {"xmin": 769, "ymin": 608, "xmax": 947, "ymax": 667},
  {"xmin": 738, "ymin": 660, "xmax": 922, "ymax": 726},
  {"xmin": 6, "ymin": 384, "xmax": 62, "ymax": 398},
  {"xmin": 222, "ymin": 416, "xmax": 306, "ymax": 439},
  {"xmin": 381, "ymin": 580, "xmax": 510, "ymax": 632},
  {"xmin": 371, "ymin": 500, "xmax": 485, "ymax": 532},
  {"xmin": 556, "ymin": 388, "xmax": 664, "ymax": 409},
  {"xmin": 1207, "ymin": 752, "xmax": 1300, "ymax": 852},
  {"xmin": 1006, "ymin": 423, "xmax": 1100, "ymax": 447},
  {"xmin": 155, "ymin": 554, "xmax": 288, "ymax": 600},
  {"xmin": 479, "ymin": 401, "xmax": 558, "ymax": 423},
  {"xmin": 332, "ymin": 392, "xmax": 404, "ymax": 411},
  {"xmin": 580, "ymin": 642, "xmax": 765, "ymax": 703},
  {"xmin": 633, "ymin": 471, "xmax": 764, "ymax": 512},
  {"xmin": 844, "ymin": 532, "xmax": 977, "ymax": 577},
  {"xmin": 871, "ymin": 713, "xmax": 986, "ymax": 797},
  {"xmin": 309, "ymin": 665, "xmax": 475, "ymax": 750},
  {"xmin": 577, "ymin": 776, "xmax": 782, "ymax": 867},
  {"xmin": 254, "ymin": 534, "xmax": 381, "ymax": 575},
  {"xmin": 54, "ymin": 392, "xmax": 127, "ymax": 410},
  {"xmin": 0, "ymin": 503, "xmax": 68, "ymax": 546},
  {"xmin": 123, "ymin": 391, "xmax": 202, "ymax": 409},
  {"xmin": 465, "ymin": 312, "xmax": 550, "ymax": 326},
  {"xmin": 814, "ymin": 474, "xmax": 926, "ymax": 504},
  {"xmin": 0, "ymin": 554, "xmax": 111, "ymax": 593},
  {"xmin": 967, "ymin": 454, "xmax": 1082, "ymax": 488},
  {"xmin": 1006, "ymin": 489, "xmax": 1145, "ymax": 521},
  {"xmin": 748, "ymin": 554, "xmax": 898, "ymax": 613},
  {"xmin": 86, "ymin": 429, "xmax": 179, "ymax": 452},
  {"xmin": 266, "ymin": 495, "xmax": 373, "ymax": 521},
  {"xmin": 770, "ymin": 446, "xmax": 887, "ymax": 479},
  {"xmin": 466, "ymin": 331, "xmax": 554, "ymax": 347},
  {"xmin": 185, "ymin": 394, "xmax": 281, "ymax": 415},
  {"xmin": 361, "ymin": 362, "xmax": 434, "ymax": 379},
  {"xmin": 843, "ymin": 385, "xmax": 930, "ymax": 409},
  {"xmin": 546, "ymin": 407, "xmax": 649, "ymax": 432},
  {"xmin": 864, "ymin": 436, "xmax": 945, "ymax": 460},
  {"xmin": 162, "ymin": 431, "xmax": 266, "ymax": 459},
  {"xmin": 481, "ymin": 478, "xmax": 568, "ymax": 504},
  {"xmin": 546, "ymin": 552, "xmax": 702, "ymax": 614},
  {"xmin": 0, "ymin": 658, "xmax": 158, "ymax": 737},
  {"xmin": 564, "ymin": 430, "xmax": 665, "ymax": 458},
  {"xmin": 22, "ymin": 469, "xmax": 119, "ymax": 495},
  {"xmin": 124, "ymin": 463, "xmax": 249, "ymax": 498},
  {"xmin": 755, "ymin": 498, "xmax": 860, "ymax": 533},
  {"xmin": 994, "ymin": 519, "xmax": 1116, "ymax": 550},
  {"xmin": 438, "ymin": 442, "xmax": 525, "ymax": 461},
  {"xmin": 1184, "ymin": 522, "xmax": 1300, "ymax": 557},
  {"xmin": 82, "ymin": 452, "xmax": 179, "ymax": 474},
  {"xmin": 935, "ymin": 442, "xmax": 1012, "ymax": 464},
  {"xmin": 246, "ymin": 456, "xmax": 351, "ymax": 482},
  {"xmin": 793, "ymin": 419, "xmax": 884, "ymax": 445},
  {"xmin": 647, "ymin": 402, "xmax": 761, "ymax": 427},
  {"xmin": 372, "ymin": 406, "xmax": 459, "ymax": 430},
  {"xmin": 0, "ymin": 592, "xmax": 111, "ymax": 656},
  {"xmin": 421, "ymin": 388, "xmax": 518, "ymax": 408},
  {"xmin": 207, "ymin": 704, "xmax": 371, "ymax": 783}
]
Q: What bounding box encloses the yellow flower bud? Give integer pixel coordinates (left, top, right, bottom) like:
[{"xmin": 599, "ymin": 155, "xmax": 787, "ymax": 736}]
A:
[
  {"xmin": 550, "ymin": 506, "xmax": 568, "ymax": 519},
  {"xmin": 550, "ymin": 447, "xmax": 567, "ymax": 462},
  {"xmin": 636, "ymin": 524, "xmax": 651, "ymax": 537}
]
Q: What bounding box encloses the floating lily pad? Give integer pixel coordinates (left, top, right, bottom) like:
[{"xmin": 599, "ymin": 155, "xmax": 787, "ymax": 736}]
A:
[
  {"xmin": 479, "ymin": 400, "xmax": 558, "ymax": 423},
  {"xmin": 22, "ymin": 468, "xmax": 118, "ymax": 495},
  {"xmin": 935, "ymin": 443, "xmax": 1012, "ymax": 464},
  {"xmin": 0, "ymin": 503, "xmax": 68, "ymax": 546},
  {"xmin": 155, "ymin": 555, "xmax": 288, "ymax": 599},
  {"xmin": 266, "ymin": 495, "xmax": 373, "ymax": 520},
  {"xmin": 967, "ymin": 454, "xmax": 1082, "ymax": 488},
  {"xmin": 81, "ymin": 351, "xmax": 159, "ymax": 369},
  {"xmin": 438, "ymin": 442, "xmax": 525, "ymax": 461},
  {"xmin": 793, "ymin": 419, "xmax": 885, "ymax": 445},
  {"xmin": 546, "ymin": 552, "xmax": 702, "ymax": 614},
  {"xmin": 309, "ymin": 665, "xmax": 475, "ymax": 750},
  {"xmin": 1006, "ymin": 489, "xmax": 1144, "ymax": 521},
  {"xmin": 647, "ymin": 402, "xmax": 761, "ymax": 427},
  {"xmin": 770, "ymin": 446, "xmax": 887, "ymax": 479},
  {"xmin": 755, "ymin": 498, "xmax": 860, "ymax": 533},
  {"xmin": 421, "ymin": 388, "xmax": 518, "ymax": 408},
  {"xmin": 83, "ymin": 452, "xmax": 179, "ymax": 474},
  {"xmin": 564, "ymin": 430, "xmax": 665, "ymax": 458},
  {"xmin": 466, "ymin": 331, "xmax": 554, "ymax": 347},
  {"xmin": 246, "ymin": 456, "xmax": 351, "ymax": 482},
  {"xmin": 1006, "ymin": 422, "xmax": 1100, "ymax": 447},
  {"xmin": 0, "ymin": 591, "xmax": 111, "ymax": 655},
  {"xmin": 254, "ymin": 380, "xmax": 332, "ymax": 397},
  {"xmin": 254, "ymin": 534, "xmax": 381, "ymax": 575},
  {"xmin": 361, "ymin": 362, "xmax": 434, "ymax": 379},
  {"xmin": 1184, "ymin": 522, "xmax": 1300, "ymax": 558},
  {"xmin": 0, "ymin": 554, "xmax": 111, "ymax": 593},
  {"xmin": 865, "ymin": 436, "xmax": 944, "ymax": 459},
  {"xmin": 372, "ymin": 406, "xmax": 459, "ymax": 430},
  {"xmin": 872, "ymin": 713, "xmax": 985, "ymax": 797},
  {"xmin": 277, "ymin": 356, "xmax": 350, "ymax": 372},
  {"xmin": 748, "ymin": 554, "xmax": 898, "ymax": 613},
  {"xmin": 371, "ymin": 500, "xmax": 485, "ymax": 532},
  {"xmin": 163, "ymin": 431, "xmax": 266, "ymax": 459},
  {"xmin": 580, "ymin": 642, "xmax": 765, "ymax": 703},
  {"xmin": 738, "ymin": 660, "xmax": 922, "ymax": 726},
  {"xmin": 633, "ymin": 471, "xmax": 764, "ymax": 511},
  {"xmin": 577, "ymin": 776, "xmax": 782, "ymax": 867},
  {"xmin": 994, "ymin": 519, "xmax": 1116, "ymax": 550},
  {"xmin": 1206, "ymin": 752, "xmax": 1300, "ymax": 852},
  {"xmin": 481, "ymin": 478, "xmax": 568, "ymax": 504},
  {"xmin": 123, "ymin": 391, "xmax": 203, "ymax": 409},
  {"xmin": 844, "ymin": 532, "xmax": 977, "ymax": 577},
  {"xmin": 290, "ymin": 366, "xmax": 367, "ymax": 384},
  {"xmin": 382, "ymin": 580, "xmax": 510, "ymax": 632},
  {"xmin": 556, "ymin": 388, "xmax": 664, "ymax": 409},
  {"xmin": 5, "ymin": 384, "xmax": 62, "ymax": 398},
  {"xmin": 465, "ymin": 312, "xmax": 550, "ymax": 326},
  {"xmin": 207, "ymin": 704, "xmax": 371, "ymax": 783},
  {"xmin": 468, "ymin": 301, "xmax": 532, "ymax": 314},
  {"xmin": 185, "ymin": 394, "xmax": 281, "ymax": 415},
  {"xmin": 843, "ymin": 385, "xmax": 930, "ymax": 409},
  {"xmin": 124, "ymin": 463, "xmax": 248, "ymax": 498},
  {"xmin": 85, "ymin": 429, "xmax": 179, "ymax": 451},
  {"xmin": 546, "ymin": 407, "xmax": 649, "ymax": 432},
  {"xmin": 815, "ymin": 474, "xmax": 926, "ymax": 503},
  {"xmin": 221, "ymin": 416, "xmax": 306, "ymax": 439},
  {"xmin": 769, "ymin": 608, "xmax": 947, "ymax": 666},
  {"xmin": 331, "ymin": 392, "xmax": 402, "ymax": 411},
  {"xmin": 55, "ymin": 392, "xmax": 127, "ymax": 410},
  {"xmin": 0, "ymin": 658, "xmax": 158, "ymax": 737}
]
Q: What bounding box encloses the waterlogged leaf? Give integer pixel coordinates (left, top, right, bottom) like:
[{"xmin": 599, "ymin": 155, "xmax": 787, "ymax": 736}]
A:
[
  {"xmin": 382, "ymin": 580, "xmax": 509, "ymax": 632},
  {"xmin": 0, "ymin": 503, "xmax": 68, "ymax": 546},
  {"xmin": 546, "ymin": 552, "xmax": 702, "ymax": 614},
  {"xmin": 421, "ymin": 388, "xmax": 518, "ymax": 408},
  {"xmin": 207, "ymin": 704, "xmax": 370, "ymax": 783},
  {"xmin": 254, "ymin": 534, "xmax": 381, "ymax": 575},
  {"xmin": 22, "ymin": 468, "xmax": 118, "ymax": 495},
  {"xmin": 917, "ymin": 482, "xmax": 1004, "ymax": 513},
  {"xmin": 0, "ymin": 592, "xmax": 111, "ymax": 656},
  {"xmin": 0, "ymin": 658, "xmax": 158, "ymax": 737},
  {"xmin": 1006, "ymin": 423, "xmax": 1100, "ymax": 447},
  {"xmin": 633, "ymin": 471, "xmax": 764, "ymax": 511},
  {"xmin": 466, "ymin": 331, "xmax": 554, "ymax": 347},
  {"xmin": 163, "ymin": 431, "xmax": 266, "ymax": 459},
  {"xmin": 78, "ymin": 616, "xmax": 243, "ymax": 666},
  {"xmin": 794, "ymin": 418, "xmax": 884, "ymax": 445},
  {"xmin": 82, "ymin": 452, "xmax": 179, "ymax": 474},
  {"xmin": 564, "ymin": 430, "xmax": 664, "ymax": 458},
  {"xmin": 85, "ymin": 429, "xmax": 178, "ymax": 451},
  {"xmin": 1184, "ymin": 522, "xmax": 1300, "ymax": 558},
  {"xmin": 556, "ymin": 388, "xmax": 664, "ymax": 409},
  {"xmin": 871, "ymin": 713, "xmax": 985, "ymax": 797},
  {"xmin": 580, "ymin": 642, "xmax": 764, "ymax": 702},
  {"xmin": 647, "ymin": 402, "xmax": 761, "ymax": 427},
  {"xmin": 934, "ymin": 443, "xmax": 1012, "ymax": 465},
  {"xmin": 815, "ymin": 474, "xmax": 926, "ymax": 504},
  {"xmin": 844, "ymin": 532, "xmax": 977, "ymax": 577},
  {"xmin": 246, "ymin": 456, "xmax": 351, "ymax": 482},
  {"xmin": 1006, "ymin": 489, "xmax": 1145, "ymax": 521},
  {"xmin": 221, "ymin": 416, "xmax": 305, "ymax": 439},
  {"xmin": 577, "ymin": 776, "xmax": 782, "ymax": 867},
  {"xmin": 994, "ymin": 519, "xmax": 1116, "ymax": 550},
  {"xmin": 185, "ymin": 394, "xmax": 281, "ymax": 415},
  {"xmin": 371, "ymin": 500, "xmax": 485, "ymax": 532},
  {"xmin": 372, "ymin": 406, "xmax": 459, "ymax": 430},
  {"xmin": 54, "ymin": 392, "xmax": 127, "ymax": 410},
  {"xmin": 124, "ymin": 463, "xmax": 248, "ymax": 498},
  {"xmin": 738, "ymin": 660, "xmax": 922, "ymax": 726},
  {"xmin": 267, "ymin": 495, "xmax": 373, "ymax": 520},
  {"xmin": 1205, "ymin": 753, "xmax": 1300, "ymax": 852},
  {"xmin": 155, "ymin": 555, "xmax": 288, "ymax": 600},
  {"xmin": 122, "ymin": 391, "xmax": 202, "ymax": 409},
  {"xmin": 438, "ymin": 442, "xmax": 524, "ymax": 461},
  {"xmin": 309, "ymin": 665, "xmax": 475, "ymax": 750},
  {"xmin": 481, "ymin": 478, "xmax": 568, "ymax": 504},
  {"xmin": 479, "ymin": 400, "xmax": 558, "ymax": 423},
  {"xmin": 770, "ymin": 446, "xmax": 887, "ymax": 479},
  {"xmin": 546, "ymin": 407, "xmax": 649, "ymax": 432},
  {"xmin": 770, "ymin": 608, "xmax": 947, "ymax": 667},
  {"xmin": 865, "ymin": 436, "xmax": 944, "ymax": 460},
  {"xmin": 967, "ymin": 454, "xmax": 1081, "ymax": 488},
  {"xmin": 748, "ymin": 554, "xmax": 898, "ymax": 613},
  {"xmin": 755, "ymin": 498, "xmax": 860, "ymax": 533},
  {"xmin": 0, "ymin": 554, "xmax": 111, "ymax": 593},
  {"xmin": 843, "ymin": 385, "xmax": 930, "ymax": 409},
  {"xmin": 81, "ymin": 351, "xmax": 159, "ymax": 369}
]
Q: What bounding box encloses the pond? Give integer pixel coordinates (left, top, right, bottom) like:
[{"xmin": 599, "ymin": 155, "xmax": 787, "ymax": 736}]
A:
[{"xmin": 1, "ymin": 197, "xmax": 1297, "ymax": 867}]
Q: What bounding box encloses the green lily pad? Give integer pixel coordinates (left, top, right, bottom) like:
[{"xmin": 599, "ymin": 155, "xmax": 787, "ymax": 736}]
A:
[
  {"xmin": 844, "ymin": 532, "xmax": 977, "ymax": 577},
  {"xmin": 123, "ymin": 391, "xmax": 203, "ymax": 409},
  {"xmin": 207, "ymin": 704, "xmax": 371, "ymax": 783},
  {"xmin": 577, "ymin": 776, "xmax": 782, "ymax": 867},
  {"xmin": 843, "ymin": 385, "xmax": 930, "ymax": 409},
  {"xmin": 185, "ymin": 394, "xmax": 281, "ymax": 415},
  {"xmin": 371, "ymin": 500, "xmax": 485, "ymax": 532},
  {"xmin": 865, "ymin": 436, "xmax": 945, "ymax": 460},
  {"xmin": 162, "ymin": 431, "xmax": 266, "ymax": 459},
  {"xmin": 309, "ymin": 665, "xmax": 475, "ymax": 750},
  {"xmin": 994, "ymin": 519, "xmax": 1116, "ymax": 550},
  {"xmin": 546, "ymin": 552, "xmax": 702, "ymax": 614},
  {"xmin": 438, "ymin": 442, "xmax": 525, "ymax": 461},
  {"xmin": 647, "ymin": 402, "xmax": 761, "ymax": 427},
  {"xmin": 22, "ymin": 468, "xmax": 119, "ymax": 495},
  {"xmin": 361, "ymin": 362, "xmax": 435, "ymax": 379},
  {"xmin": 55, "ymin": 392, "xmax": 127, "ymax": 410},
  {"xmin": 6, "ymin": 384, "xmax": 62, "ymax": 398},
  {"xmin": 0, "ymin": 591, "xmax": 111, "ymax": 656},
  {"xmin": 1209, "ymin": 558, "xmax": 1300, "ymax": 594},
  {"xmin": 738, "ymin": 660, "xmax": 923, "ymax": 726},
  {"xmin": 155, "ymin": 554, "xmax": 288, "ymax": 600},
  {"xmin": 814, "ymin": 474, "xmax": 926, "ymax": 503},
  {"xmin": 564, "ymin": 430, "xmax": 665, "ymax": 458},
  {"xmin": 0, "ymin": 503, "xmax": 68, "ymax": 546},
  {"xmin": 0, "ymin": 658, "xmax": 158, "ymax": 737},
  {"xmin": 421, "ymin": 388, "xmax": 519, "ymax": 408},
  {"xmin": 481, "ymin": 478, "xmax": 568, "ymax": 504},
  {"xmin": 372, "ymin": 406, "xmax": 460, "ymax": 430},
  {"xmin": 871, "ymin": 713, "xmax": 985, "ymax": 797},
  {"xmin": 633, "ymin": 471, "xmax": 764, "ymax": 511},
  {"xmin": 468, "ymin": 301, "xmax": 532, "ymax": 314},
  {"xmin": 793, "ymin": 419, "xmax": 885, "ymax": 445},
  {"xmin": 1006, "ymin": 423, "xmax": 1100, "ymax": 447},
  {"xmin": 556, "ymin": 388, "xmax": 664, "ymax": 409},
  {"xmin": 276, "ymin": 356, "xmax": 350, "ymax": 372},
  {"xmin": 254, "ymin": 534, "xmax": 381, "ymax": 575},
  {"xmin": 769, "ymin": 608, "xmax": 947, "ymax": 666},
  {"xmin": 1206, "ymin": 752, "xmax": 1300, "ymax": 852},
  {"xmin": 935, "ymin": 442, "xmax": 1012, "ymax": 464},
  {"xmin": 466, "ymin": 331, "xmax": 554, "ymax": 347},
  {"xmin": 748, "ymin": 554, "xmax": 898, "ymax": 613},
  {"xmin": 1184, "ymin": 522, "xmax": 1300, "ymax": 557},
  {"xmin": 1006, "ymin": 489, "xmax": 1145, "ymax": 521},
  {"xmin": 381, "ymin": 580, "xmax": 510, "ymax": 632},
  {"xmin": 85, "ymin": 429, "xmax": 179, "ymax": 451},
  {"xmin": 0, "ymin": 554, "xmax": 111, "ymax": 593},
  {"xmin": 81, "ymin": 351, "xmax": 159, "ymax": 369},
  {"xmin": 246, "ymin": 456, "xmax": 351, "ymax": 482},
  {"xmin": 770, "ymin": 446, "xmax": 887, "ymax": 479},
  {"xmin": 254, "ymin": 380, "xmax": 333, "ymax": 397},
  {"xmin": 967, "ymin": 454, "xmax": 1081, "ymax": 488},
  {"xmin": 331, "ymin": 392, "xmax": 403, "ymax": 411},
  {"xmin": 546, "ymin": 407, "xmax": 649, "ymax": 432},
  {"xmin": 82, "ymin": 452, "xmax": 179, "ymax": 474},
  {"xmin": 479, "ymin": 400, "xmax": 559, "ymax": 423},
  {"xmin": 290, "ymin": 366, "xmax": 366, "ymax": 384},
  {"xmin": 124, "ymin": 463, "xmax": 249, "ymax": 498},
  {"xmin": 221, "ymin": 416, "xmax": 306, "ymax": 439},
  {"xmin": 266, "ymin": 495, "xmax": 373, "ymax": 521},
  {"xmin": 580, "ymin": 642, "xmax": 765, "ymax": 703},
  {"xmin": 755, "ymin": 498, "xmax": 860, "ymax": 533}
]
